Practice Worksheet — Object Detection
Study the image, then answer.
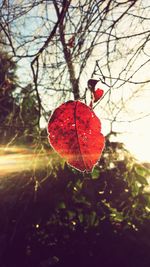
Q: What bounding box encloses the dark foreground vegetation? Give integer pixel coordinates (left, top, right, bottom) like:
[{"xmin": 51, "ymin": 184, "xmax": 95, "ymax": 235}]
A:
[{"xmin": 0, "ymin": 141, "xmax": 150, "ymax": 267}]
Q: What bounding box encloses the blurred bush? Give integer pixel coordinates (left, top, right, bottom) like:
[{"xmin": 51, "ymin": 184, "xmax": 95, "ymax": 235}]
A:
[{"xmin": 1, "ymin": 137, "xmax": 150, "ymax": 267}]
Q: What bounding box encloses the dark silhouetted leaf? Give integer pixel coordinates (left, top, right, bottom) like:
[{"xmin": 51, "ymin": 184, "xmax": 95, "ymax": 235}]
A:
[
  {"xmin": 87, "ymin": 79, "xmax": 99, "ymax": 92},
  {"xmin": 48, "ymin": 101, "xmax": 105, "ymax": 172}
]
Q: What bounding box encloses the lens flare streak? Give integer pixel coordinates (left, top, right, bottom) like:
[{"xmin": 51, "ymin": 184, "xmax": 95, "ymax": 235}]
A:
[{"xmin": 0, "ymin": 146, "xmax": 52, "ymax": 176}]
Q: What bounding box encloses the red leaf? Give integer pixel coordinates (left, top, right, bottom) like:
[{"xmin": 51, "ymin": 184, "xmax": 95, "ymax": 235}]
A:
[
  {"xmin": 93, "ymin": 89, "xmax": 104, "ymax": 102},
  {"xmin": 67, "ymin": 36, "xmax": 75, "ymax": 48},
  {"xmin": 48, "ymin": 101, "xmax": 105, "ymax": 172}
]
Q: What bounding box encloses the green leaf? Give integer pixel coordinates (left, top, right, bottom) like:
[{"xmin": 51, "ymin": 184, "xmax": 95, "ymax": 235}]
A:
[
  {"xmin": 132, "ymin": 182, "xmax": 140, "ymax": 196},
  {"xmin": 111, "ymin": 211, "xmax": 124, "ymax": 222},
  {"xmin": 58, "ymin": 202, "xmax": 66, "ymax": 209},
  {"xmin": 92, "ymin": 167, "xmax": 100, "ymax": 179},
  {"xmin": 134, "ymin": 164, "xmax": 150, "ymax": 178},
  {"xmin": 136, "ymin": 174, "xmax": 149, "ymax": 185},
  {"xmin": 78, "ymin": 213, "xmax": 84, "ymax": 223},
  {"xmin": 68, "ymin": 210, "xmax": 75, "ymax": 219},
  {"xmin": 89, "ymin": 211, "xmax": 97, "ymax": 226}
]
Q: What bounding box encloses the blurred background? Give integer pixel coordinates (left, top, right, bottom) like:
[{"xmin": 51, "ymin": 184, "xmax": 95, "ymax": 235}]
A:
[{"xmin": 0, "ymin": 1, "xmax": 150, "ymax": 267}]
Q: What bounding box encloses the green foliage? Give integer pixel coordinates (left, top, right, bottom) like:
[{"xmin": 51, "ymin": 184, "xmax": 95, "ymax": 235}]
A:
[
  {"xmin": 21, "ymin": 139, "xmax": 149, "ymax": 235},
  {"xmin": 0, "ymin": 51, "xmax": 17, "ymax": 127},
  {"xmin": 0, "ymin": 49, "xmax": 40, "ymax": 144}
]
